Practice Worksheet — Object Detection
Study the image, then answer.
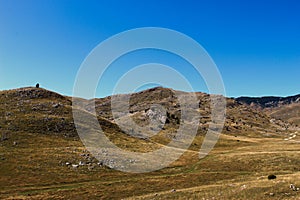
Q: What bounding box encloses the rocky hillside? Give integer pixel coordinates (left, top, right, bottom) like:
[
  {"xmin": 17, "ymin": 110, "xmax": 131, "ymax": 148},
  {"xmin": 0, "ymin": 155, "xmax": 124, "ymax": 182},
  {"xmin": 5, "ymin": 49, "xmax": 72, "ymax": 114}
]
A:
[
  {"xmin": 0, "ymin": 86, "xmax": 293, "ymax": 143},
  {"xmin": 236, "ymin": 94, "xmax": 300, "ymax": 126},
  {"xmin": 87, "ymin": 87, "xmax": 289, "ymax": 138},
  {"xmin": 236, "ymin": 94, "xmax": 300, "ymax": 109}
]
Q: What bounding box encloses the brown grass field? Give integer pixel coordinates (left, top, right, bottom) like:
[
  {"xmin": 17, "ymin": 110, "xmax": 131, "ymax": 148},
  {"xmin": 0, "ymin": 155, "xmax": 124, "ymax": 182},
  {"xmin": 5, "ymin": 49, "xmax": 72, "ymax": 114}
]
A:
[
  {"xmin": 1, "ymin": 87, "xmax": 300, "ymax": 199},
  {"xmin": 1, "ymin": 130, "xmax": 300, "ymax": 199}
]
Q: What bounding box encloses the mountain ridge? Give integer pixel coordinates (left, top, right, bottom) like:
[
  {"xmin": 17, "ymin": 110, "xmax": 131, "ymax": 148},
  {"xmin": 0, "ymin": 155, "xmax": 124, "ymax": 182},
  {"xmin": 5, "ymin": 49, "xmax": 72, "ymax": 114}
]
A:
[
  {"xmin": 235, "ymin": 93, "xmax": 300, "ymax": 126},
  {"xmin": 2, "ymin": 86, "xmax": 299, "ymax": 102},
  {"xmin": 0, "ymin": 86, "xmax": 295, "ymax": 140},
  {"xmin": 236, "ymin": 94, "xmax": 300, "ymax": 109}
]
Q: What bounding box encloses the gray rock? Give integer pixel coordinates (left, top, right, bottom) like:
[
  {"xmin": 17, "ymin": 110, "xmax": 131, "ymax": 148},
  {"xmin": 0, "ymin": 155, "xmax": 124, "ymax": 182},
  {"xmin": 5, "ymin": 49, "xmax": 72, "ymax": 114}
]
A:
[
  {"xmin": 72, "ymin": 164, "xmax": 79, "ymax": 168},
  {"xmin": 290, "ymin": 184, "xmax": 296, "ymax": 191},
  {"xmin": 79, "ymin": 161, "xmax": 85, "ymax": 166}
]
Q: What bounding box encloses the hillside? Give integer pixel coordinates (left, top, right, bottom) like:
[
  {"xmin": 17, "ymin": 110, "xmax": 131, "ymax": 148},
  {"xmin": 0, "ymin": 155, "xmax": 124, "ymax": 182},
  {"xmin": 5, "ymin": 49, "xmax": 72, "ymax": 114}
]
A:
[
  {"xmin": 0, "ymin": 87, "xmax": 75, "ymax": 137},
  {"xmin": 0, "ymin": 87, "xmax": 163, "ymax": 152},
  {"xmin": 236, "ymin": 94, "xmax": 300, "ymax": 109},
  {"xmin": 1, "ymin": 87, "xmax": 300, "ymax": 199},
  {"xmin": 0, "ymin": 86, "xmax": 290, "ymax": 140},
  {"xmin": 236, "ymin": 94, "xmax": 300, "ymax": 127},
  {"xmin": 87, "ymin": 87, "xmax": 288, "ymax": 139}
]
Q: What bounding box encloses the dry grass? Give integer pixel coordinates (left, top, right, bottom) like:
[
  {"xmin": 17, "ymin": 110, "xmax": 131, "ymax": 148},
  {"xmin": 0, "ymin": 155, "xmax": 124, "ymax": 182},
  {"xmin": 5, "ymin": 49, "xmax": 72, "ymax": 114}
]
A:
[
  {"xmin": 1, "ymin": 87, "xmax": 300, "ymax": 199},
  {"xmin": 1, "ymin": 130, "xmax": 300, "ymax": 199}
]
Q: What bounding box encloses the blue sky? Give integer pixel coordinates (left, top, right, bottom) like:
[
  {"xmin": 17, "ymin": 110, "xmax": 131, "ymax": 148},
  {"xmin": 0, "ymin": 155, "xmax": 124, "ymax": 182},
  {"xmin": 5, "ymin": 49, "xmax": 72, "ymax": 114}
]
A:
[{"xmin": 0, "ymin": 0, "xmax": 299, "ymax": 98}]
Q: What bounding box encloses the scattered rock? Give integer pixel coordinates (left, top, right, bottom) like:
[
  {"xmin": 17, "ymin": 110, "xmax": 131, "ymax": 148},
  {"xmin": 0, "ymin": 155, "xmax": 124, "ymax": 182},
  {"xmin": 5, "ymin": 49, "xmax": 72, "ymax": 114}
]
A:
[
  {"xmin": 79, "ymin": 161, "xmax": 85, "ymax": 166},
  {"xmin": 52, "ymin": 103, "xmax": 61, "ymax": 108},
  {"xmin": 1, "ymin": 133, "xmax": 8, "ymax": 141},
  {"xmin": 241, "ymin": 185, "xmax": 247, "ymax": 190},
  {"xmin": 290, "ymin": 184, "xmax": 296, "ymax": 191},
  {"xmin": 72, "ymin": 164, "xmax": 79, "ymax": 168},
  {"xmin": 65, "ymin": 162, "xmax": 71, "ymax": 166},
  {"xmin": 269, "ymin": 193, "xmax": 275, "ymax": 196},
  {"xmin": 5, "ymin": 112, "xmax": 12, "ymax": 116},
  {"xmin": 171, "ymin": 189, "xmax": 176, "ymax": 192}
]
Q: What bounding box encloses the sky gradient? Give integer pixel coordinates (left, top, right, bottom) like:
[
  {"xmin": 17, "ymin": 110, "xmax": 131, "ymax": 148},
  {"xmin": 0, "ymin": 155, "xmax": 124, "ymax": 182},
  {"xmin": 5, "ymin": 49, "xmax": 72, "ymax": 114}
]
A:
[{"xmin": 1, "ymin": 0, "xmax": 300, "ymax": 98}]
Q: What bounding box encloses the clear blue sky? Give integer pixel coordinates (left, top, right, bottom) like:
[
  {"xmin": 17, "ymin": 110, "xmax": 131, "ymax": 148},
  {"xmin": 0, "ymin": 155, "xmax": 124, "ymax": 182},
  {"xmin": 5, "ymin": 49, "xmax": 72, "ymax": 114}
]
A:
[{"xmin": 1, "ymin": 0, "xmax": 299, "ymax": 97}]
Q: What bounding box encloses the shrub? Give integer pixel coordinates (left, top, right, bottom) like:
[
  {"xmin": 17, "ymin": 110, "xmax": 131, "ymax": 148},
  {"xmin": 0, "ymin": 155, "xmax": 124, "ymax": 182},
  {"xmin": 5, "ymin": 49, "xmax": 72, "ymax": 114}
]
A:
[{"xmin": 268, "ymin": 174, "xmax": 276, "ymax": 180}]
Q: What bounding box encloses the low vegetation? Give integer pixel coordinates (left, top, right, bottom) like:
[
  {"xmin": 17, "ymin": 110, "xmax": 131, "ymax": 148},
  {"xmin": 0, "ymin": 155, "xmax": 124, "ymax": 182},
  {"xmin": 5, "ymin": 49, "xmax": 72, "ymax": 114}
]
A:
[{"xmin": 0, "ymin": 87, "xmax": 300, "ymax": 199}]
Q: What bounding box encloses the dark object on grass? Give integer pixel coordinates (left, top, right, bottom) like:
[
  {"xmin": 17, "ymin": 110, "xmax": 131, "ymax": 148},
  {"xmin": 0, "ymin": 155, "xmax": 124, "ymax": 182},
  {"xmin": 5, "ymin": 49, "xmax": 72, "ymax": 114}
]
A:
[
  {"xmin": 268, "ymin": 174, "xmax": 276, "ymax": 180},
  {"xmin": 1, "ymin": 132, "xmax": 8, "ymax": 141},
  {"xmin": 36, "ymin": 83, "xmax": 39, "ymax": 88}
]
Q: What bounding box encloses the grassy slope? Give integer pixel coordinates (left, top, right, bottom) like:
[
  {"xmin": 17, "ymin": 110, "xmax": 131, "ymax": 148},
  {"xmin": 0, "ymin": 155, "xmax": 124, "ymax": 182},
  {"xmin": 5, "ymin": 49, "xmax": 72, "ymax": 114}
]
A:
[
  {"xmin": 2, "ymin": 132, "xmax": 300, "ymax": 199},
  {"xmin": 267, "ymin": 103, "xmax": 300, "ymax": 127},
  {"xmin": 0, "ymin": 87, "xmax": 299, "ymax": 199},
  {"xmin": 236, "ymin": 95, "xmax": 300, "ymax": 127}
]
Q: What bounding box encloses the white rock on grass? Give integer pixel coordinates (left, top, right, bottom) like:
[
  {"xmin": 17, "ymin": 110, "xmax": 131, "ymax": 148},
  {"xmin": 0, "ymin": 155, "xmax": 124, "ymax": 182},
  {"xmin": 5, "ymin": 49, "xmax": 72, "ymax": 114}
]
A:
[
  {"xmin": 79, "ymin": 161, "xmax": 85, "ymax": 166},
  {"xmin": 72, "ymin": 164, "xmax": 79, "ymax": 168}
]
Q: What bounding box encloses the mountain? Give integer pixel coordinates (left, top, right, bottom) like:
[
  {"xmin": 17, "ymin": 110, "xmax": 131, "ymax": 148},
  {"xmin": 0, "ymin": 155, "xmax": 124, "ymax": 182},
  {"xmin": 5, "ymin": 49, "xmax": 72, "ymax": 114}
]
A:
[
  {"xmin": 236, "ymin": 94, "xmax": 300, "ymax": 109},
  {"xmin": 236, "ymin": 94, "xmax": 300, "ymax": 126}
]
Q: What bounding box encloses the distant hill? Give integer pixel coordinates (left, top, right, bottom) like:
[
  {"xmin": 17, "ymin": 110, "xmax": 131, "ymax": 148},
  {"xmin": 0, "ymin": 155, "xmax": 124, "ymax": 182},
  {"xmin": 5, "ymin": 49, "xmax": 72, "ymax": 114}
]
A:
[
  {"xmin": 236, "ymin": 94, "xmax": 300, "ymax": 109},
  {"xmin": 236, "ymin": 94, "xmax": 300, "ymax": 126}
]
